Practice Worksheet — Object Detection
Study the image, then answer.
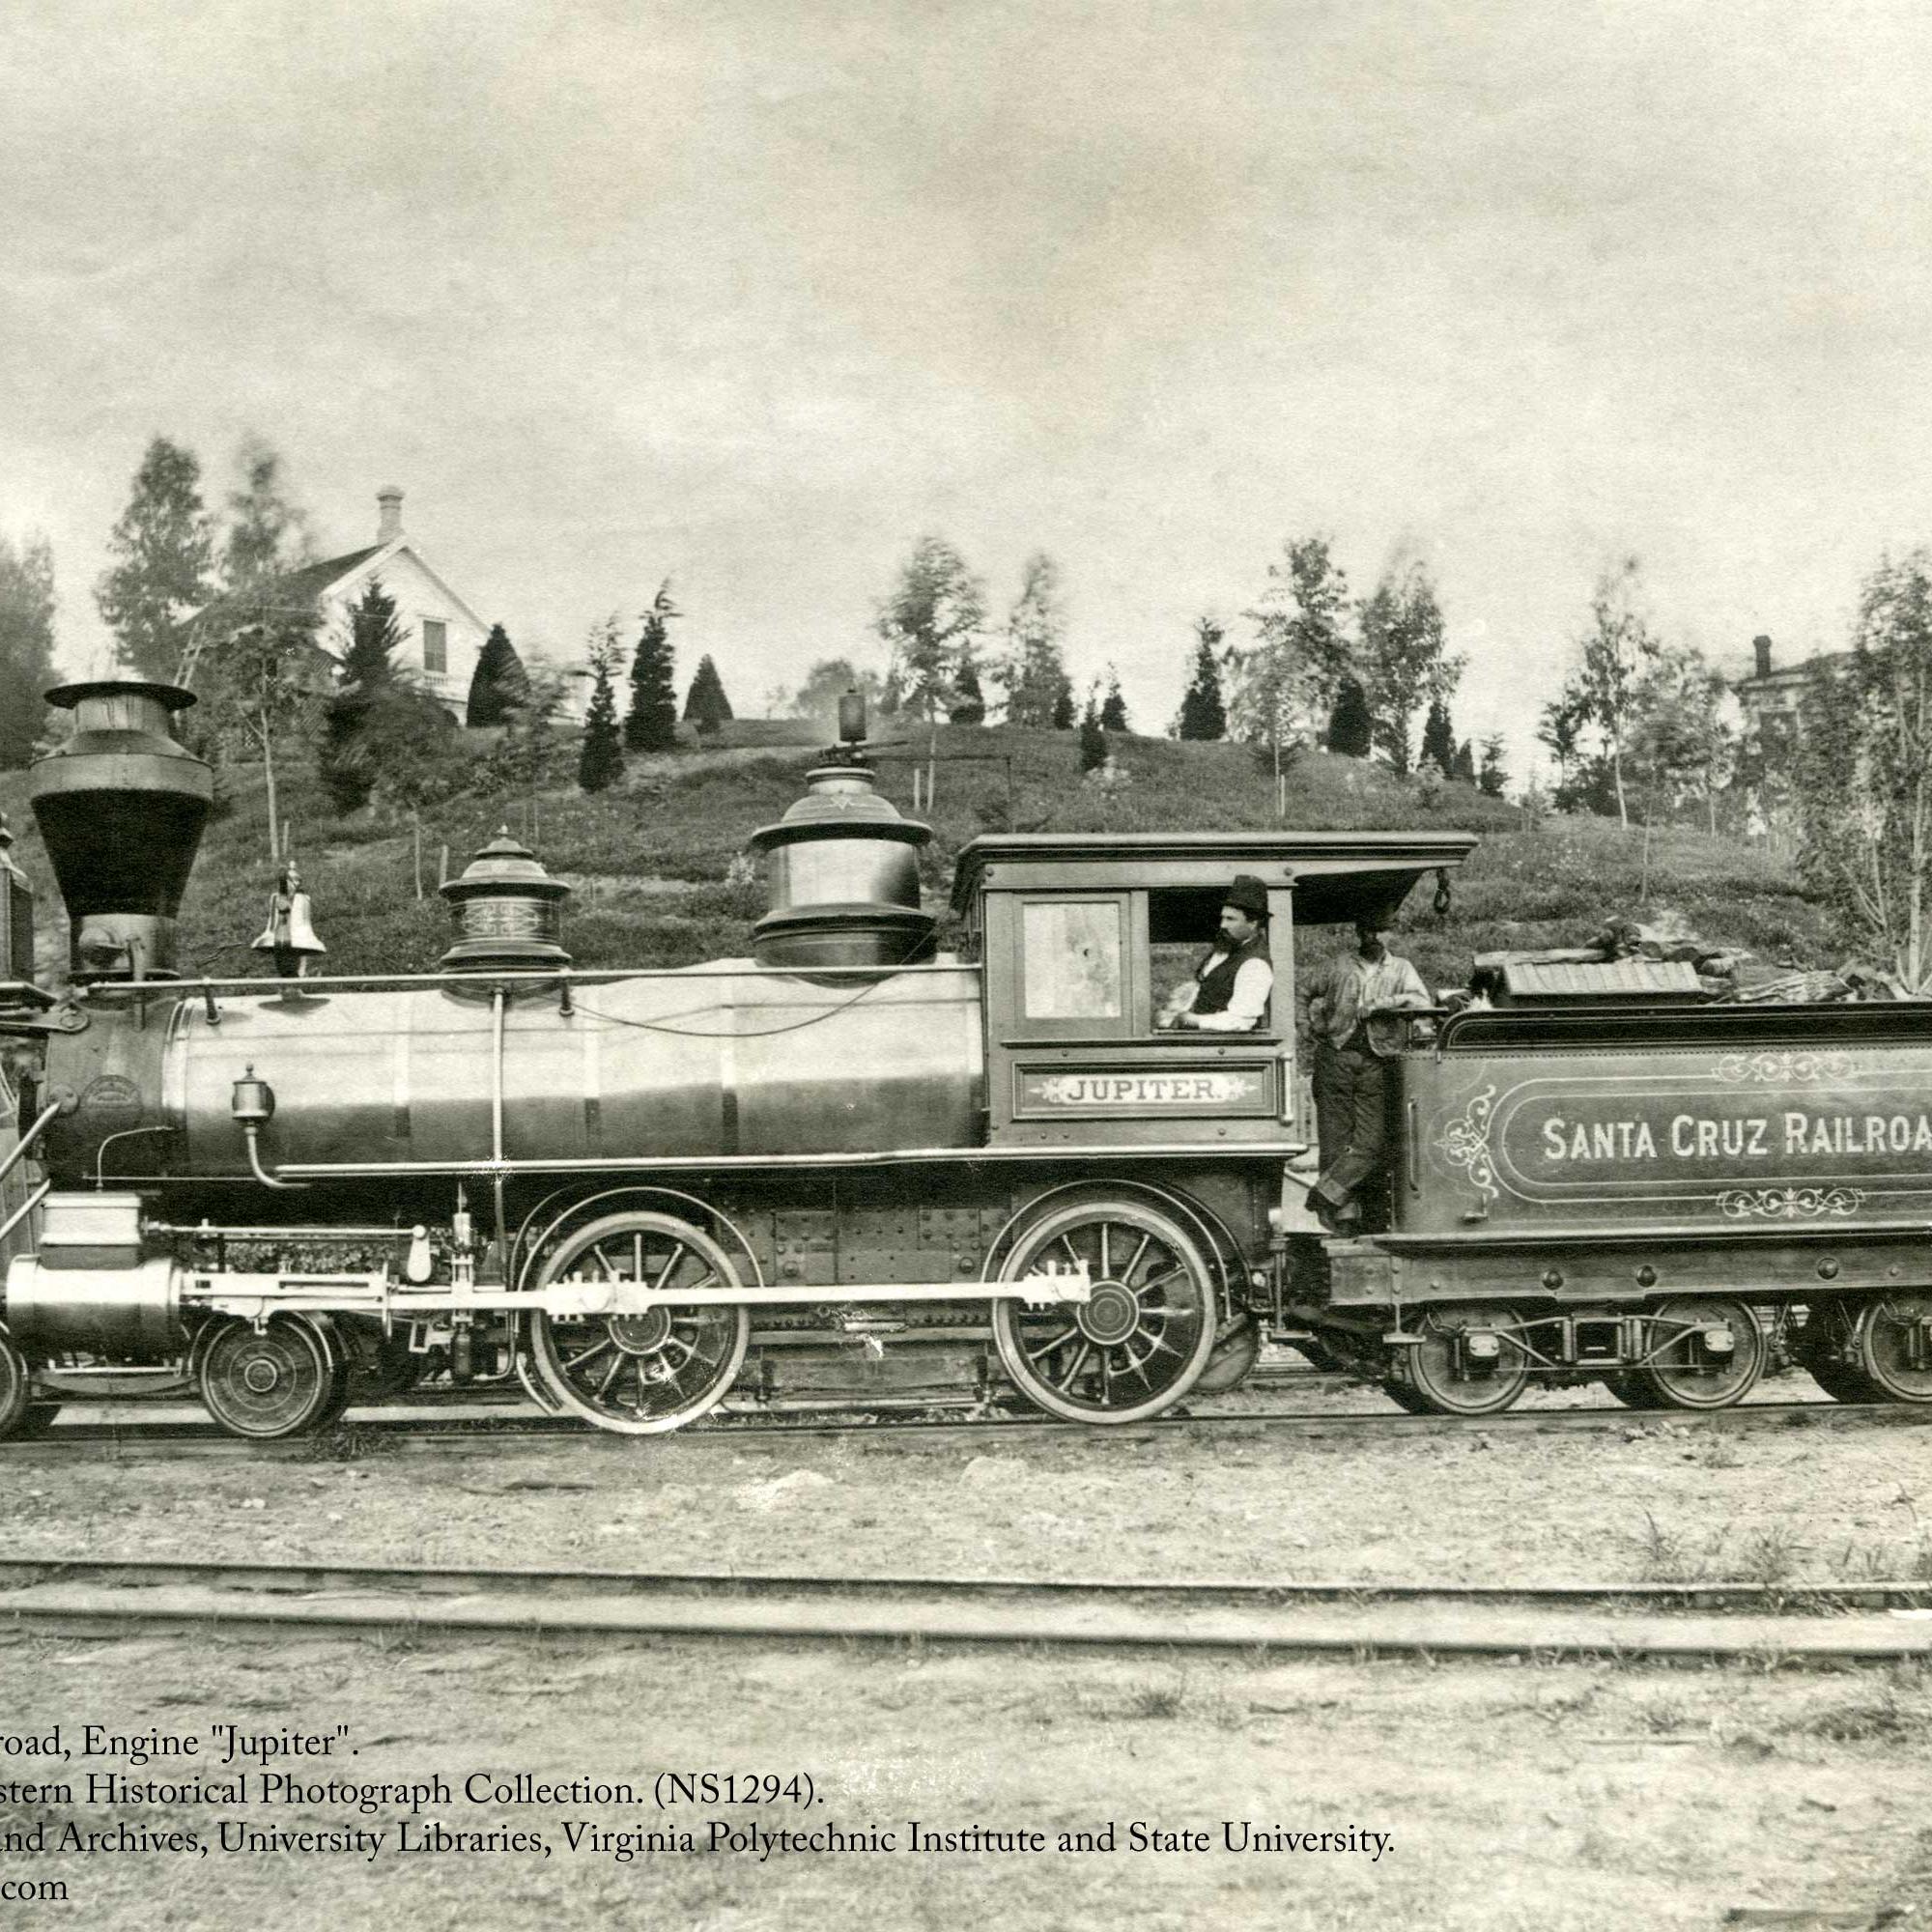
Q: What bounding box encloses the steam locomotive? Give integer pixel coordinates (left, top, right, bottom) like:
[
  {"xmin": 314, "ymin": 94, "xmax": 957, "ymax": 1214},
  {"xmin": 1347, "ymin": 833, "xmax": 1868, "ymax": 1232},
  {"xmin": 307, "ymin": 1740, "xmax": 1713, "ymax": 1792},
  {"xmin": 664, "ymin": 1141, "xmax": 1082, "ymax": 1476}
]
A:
[{"xmin": 0, "ymin": 679, "xmax": 1926, "ymax": 1440}]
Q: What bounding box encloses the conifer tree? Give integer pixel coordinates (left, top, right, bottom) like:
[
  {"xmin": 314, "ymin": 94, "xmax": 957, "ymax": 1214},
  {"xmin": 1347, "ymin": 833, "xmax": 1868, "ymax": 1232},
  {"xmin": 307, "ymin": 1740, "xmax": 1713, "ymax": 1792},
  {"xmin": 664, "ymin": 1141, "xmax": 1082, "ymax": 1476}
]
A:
[
  {"xmin": 1177, "ymin": 619, "xmax": 1227, "ymax": 741},
  {"xmin": 1478, "ymin": 733, "xmax": 1509, "ymax": 798},
  {"xmin": 320, "ymin": 580, "xmax": 404, "ymax": 813},
  {"xmin": 578, "ymin": 618, "xmax": 625, "ymax": 792},
  {"xmin": 625, "ymin": 582, "xmax": 680, "ymax": 752},
  {"xmin": 1451, "ymin": 738, "xmax": 1477, "ymax": 784},
  {"xmin": 1325, "ymin": 675, "xmax": 1373, "ymax": 756},
  {"xmin": 96, "ymin": 436, "xmax": 213, "ymax": 679},
  {"xmin": 467, "ymin": 623, "xmax": 530, "ymax": 727},
  {"xmin": 683, "ymin": 655, "xmax": 733, "ymax": 734},
  {"xmin": 1420, "ymin": 696, "xmax": 1457, "ymax": 776},
  {"xmin": 1051, "ymin": 682, "xmax": 1075, "ymax": 730},
  {"xmin": 1078, "ymin": 691, "xmax": 1107, "ymax": 773},
  {"xmin": 950, "ymin": 645, "xmax": 986, "ymax": 724},
  {"xmin": 1098, "ymin": 667, "xmax": 1128, "ymax": 732},
  {"xmin": 997, "ymin": 553, "xmax": 1072, "ymax": 726},
  {"xmin": 219, "ymin": 439, "xmax": 313, "ymax": 592}
]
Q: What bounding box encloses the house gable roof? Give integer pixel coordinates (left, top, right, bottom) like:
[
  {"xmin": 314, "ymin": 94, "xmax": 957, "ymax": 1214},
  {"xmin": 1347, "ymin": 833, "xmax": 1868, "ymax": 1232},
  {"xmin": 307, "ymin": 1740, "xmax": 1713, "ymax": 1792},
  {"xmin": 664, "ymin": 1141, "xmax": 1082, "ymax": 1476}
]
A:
[{"xmin": 193, "ymin": 539, "xmax": 490, "ymax": 638}]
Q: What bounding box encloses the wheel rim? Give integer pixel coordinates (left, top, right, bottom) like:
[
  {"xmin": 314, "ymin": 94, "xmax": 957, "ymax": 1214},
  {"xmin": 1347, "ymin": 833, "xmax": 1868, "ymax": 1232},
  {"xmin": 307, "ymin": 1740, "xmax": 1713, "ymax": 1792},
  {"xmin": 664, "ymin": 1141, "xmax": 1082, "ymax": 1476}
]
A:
[
  {"xmin": 198, "ymin": 1317, "xmax": 338, "ymax": 1439},
  {"xmin": 527, "ymin": 1212, "xmax": 749, "ymax": 1435},
  {"xmin": 1630, "ymin": 1297, "xmax": 1764, "ymax": 1410},
  {"xmin": 0, "ymin": 1333, "xmax": 30, "ymax": 1439},
  {"xmin": 991, "ymin": 1202, "xmax": 1217, "ymax": 1423},
  {"xmin": 1401, "ymin": 1305, "xmax": 1528, "ymax": 1415},
  {"xmin": 1852, "ymin": 1294, "xmax": 1932, "ymax": 1404}
]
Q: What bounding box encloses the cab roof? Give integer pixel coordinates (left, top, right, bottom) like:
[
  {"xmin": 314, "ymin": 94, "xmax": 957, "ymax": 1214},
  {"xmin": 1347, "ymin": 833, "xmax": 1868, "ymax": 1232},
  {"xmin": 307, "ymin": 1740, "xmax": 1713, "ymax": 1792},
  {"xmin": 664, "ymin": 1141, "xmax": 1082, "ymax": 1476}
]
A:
[{"xmin": 949, "ymin": 831, "xmax": 1479, "ymax": 924}]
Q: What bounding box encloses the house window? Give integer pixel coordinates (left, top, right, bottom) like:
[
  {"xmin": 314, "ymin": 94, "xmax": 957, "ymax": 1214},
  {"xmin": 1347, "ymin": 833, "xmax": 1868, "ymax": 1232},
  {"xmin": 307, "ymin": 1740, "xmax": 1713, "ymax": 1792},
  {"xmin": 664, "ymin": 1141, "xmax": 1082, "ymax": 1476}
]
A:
[{"xmin": 422, "ymin": 620, "xmax": 447, "ymax": 674}]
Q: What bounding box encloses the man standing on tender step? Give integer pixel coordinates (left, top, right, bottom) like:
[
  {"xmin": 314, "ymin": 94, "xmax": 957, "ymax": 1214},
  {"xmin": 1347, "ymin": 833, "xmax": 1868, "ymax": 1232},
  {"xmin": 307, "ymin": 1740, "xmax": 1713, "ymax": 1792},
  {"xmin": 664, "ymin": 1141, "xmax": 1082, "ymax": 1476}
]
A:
[{"xmin": 1302, "ymin": 917, "xmax": 1434, "ymax": 1233}]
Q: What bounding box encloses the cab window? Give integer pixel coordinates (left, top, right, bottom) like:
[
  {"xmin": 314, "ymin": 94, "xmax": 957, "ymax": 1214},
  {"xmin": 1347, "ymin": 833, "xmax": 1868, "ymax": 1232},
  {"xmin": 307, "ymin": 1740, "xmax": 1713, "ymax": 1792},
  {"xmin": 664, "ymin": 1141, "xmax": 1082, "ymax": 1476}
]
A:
[
  {"xmin": 1020, "ymin": 899, "xmax": 1124, "ymax": 1022},
  {"xmin": 1145, "ymin": 886, "xmax": 1274, "ymax": 1035}
]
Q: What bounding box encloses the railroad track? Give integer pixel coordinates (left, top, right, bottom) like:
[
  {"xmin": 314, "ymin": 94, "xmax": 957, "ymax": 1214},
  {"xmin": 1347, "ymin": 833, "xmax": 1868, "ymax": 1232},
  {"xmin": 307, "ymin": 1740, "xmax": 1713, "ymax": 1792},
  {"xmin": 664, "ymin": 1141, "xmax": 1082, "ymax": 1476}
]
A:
[
  {"xmin": 1, "ymin": 1395, "xmax": 1922, "ymax": 1460},
  {"xmin": 3, "ymin": 1556, "xmax": 1928, "ymax": 1665}
]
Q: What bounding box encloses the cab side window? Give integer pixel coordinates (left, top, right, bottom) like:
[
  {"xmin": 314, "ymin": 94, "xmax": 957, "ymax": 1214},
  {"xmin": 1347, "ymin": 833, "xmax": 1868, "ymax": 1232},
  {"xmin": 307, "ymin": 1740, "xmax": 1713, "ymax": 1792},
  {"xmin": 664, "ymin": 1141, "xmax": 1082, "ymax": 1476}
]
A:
[{"xmin": 1019, "ymin": 898, "xmax": 1125, "ymax": 1026}]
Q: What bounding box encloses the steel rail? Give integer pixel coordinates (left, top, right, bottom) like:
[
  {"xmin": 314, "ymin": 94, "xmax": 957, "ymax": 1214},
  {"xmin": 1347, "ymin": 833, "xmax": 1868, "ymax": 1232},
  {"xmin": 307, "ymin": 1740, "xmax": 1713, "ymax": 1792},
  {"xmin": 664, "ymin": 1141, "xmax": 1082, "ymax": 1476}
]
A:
[
  {"xmin": 2, "ymin": 1555, "xmax": 1926, "ymax": 1614},
  {"xmin": 2, "ymin": 1559, "xmax": 1926, "ymax": 1663},
  {"xmin": 0, "ymin": 1397, "xmax": 1920, "ymax": 1461}
]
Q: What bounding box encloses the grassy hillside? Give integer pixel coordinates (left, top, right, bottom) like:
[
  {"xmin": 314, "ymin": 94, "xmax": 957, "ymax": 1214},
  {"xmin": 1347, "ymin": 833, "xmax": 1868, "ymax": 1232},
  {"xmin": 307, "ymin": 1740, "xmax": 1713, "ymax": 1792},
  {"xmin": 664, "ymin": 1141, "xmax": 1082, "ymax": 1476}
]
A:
[{"xmin": 0, "ymin": 719, "xmax": 1833, "ymax": 993}]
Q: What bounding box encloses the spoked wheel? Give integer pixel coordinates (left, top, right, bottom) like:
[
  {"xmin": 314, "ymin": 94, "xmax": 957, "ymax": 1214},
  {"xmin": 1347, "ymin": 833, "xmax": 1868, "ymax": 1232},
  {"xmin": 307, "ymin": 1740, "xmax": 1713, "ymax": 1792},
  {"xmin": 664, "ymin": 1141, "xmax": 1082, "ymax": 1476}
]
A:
[
  {"xmin": 526, "ymin": 1212, "xmax": 750, "ymax": 1435},
  {"xmin": 1850, "ymin": 1294, "xmax": 1932, "ymax": 1404},
  {"xmin": 197, "ymin": 1316, "xmax": 347, "ymax": 1439},
  {"xmin": 1628, "ymin": 1297, "xmax": 1764, "ymax": 1410},
  {"xmin": 1397, "ymin": 1304, "xmax": 1528, "ymax": 1416},
  {"xmin": 0, "ymin": 1332, "xmax": 33, "ymax": 1439},
  {"xmin": 991, "ymin": 1199, "xmax": 1218, "ymax": 1423}
]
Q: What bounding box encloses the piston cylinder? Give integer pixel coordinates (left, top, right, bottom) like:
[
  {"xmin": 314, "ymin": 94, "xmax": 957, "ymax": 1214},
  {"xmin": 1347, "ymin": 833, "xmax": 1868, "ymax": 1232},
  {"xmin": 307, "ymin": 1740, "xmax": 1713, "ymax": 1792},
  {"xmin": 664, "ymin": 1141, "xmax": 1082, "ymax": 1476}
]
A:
[{"xmin": 4, "ymin": 1255, "xmax": 181, "ymax": 1357}]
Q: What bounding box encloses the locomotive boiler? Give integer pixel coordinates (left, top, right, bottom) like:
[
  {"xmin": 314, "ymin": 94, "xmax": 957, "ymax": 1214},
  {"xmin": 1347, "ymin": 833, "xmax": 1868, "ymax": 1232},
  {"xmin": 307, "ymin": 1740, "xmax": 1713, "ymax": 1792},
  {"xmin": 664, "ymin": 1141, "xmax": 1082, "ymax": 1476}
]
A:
[{"xmin": 1, "ymin": 676, "xmax": 1929, "ymax": 1440}]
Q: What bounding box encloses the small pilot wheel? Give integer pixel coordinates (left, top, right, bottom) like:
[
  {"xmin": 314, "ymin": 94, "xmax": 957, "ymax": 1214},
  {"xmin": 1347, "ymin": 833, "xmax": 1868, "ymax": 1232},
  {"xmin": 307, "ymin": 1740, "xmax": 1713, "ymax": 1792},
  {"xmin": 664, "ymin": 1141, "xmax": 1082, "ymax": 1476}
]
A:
[
  {"xmin": 1850, "ymin": 1293, "xmax": 1932, "ymax": 1404},
  {"xmin": 990, "ymin": 1200, "xmax": 1218, "ymax": 1424},
  {"xmin": 0, "ymin": 1332, "xmax": 33, "ymax": 1439},
  {"xmin": 1400, "ymin": 1305, "xmax": 1528, "ymax": 1416},
  {"xmin": 526, "ymin": 1212, "xmax": 750, "ymax": 1435},
  {"xmin": 197, "ymin": 1316, "xmax": 342, "ymax": 1440},
  {"xmin": 1629, "ymin": 1296, "xmax": 1765, "ymax": 1410}
]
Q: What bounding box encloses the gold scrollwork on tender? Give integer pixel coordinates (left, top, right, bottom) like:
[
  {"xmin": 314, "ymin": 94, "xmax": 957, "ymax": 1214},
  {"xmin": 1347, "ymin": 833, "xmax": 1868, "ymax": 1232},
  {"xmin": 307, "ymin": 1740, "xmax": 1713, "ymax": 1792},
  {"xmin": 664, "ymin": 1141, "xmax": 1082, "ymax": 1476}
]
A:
[
  {"xmin": 1716, "ymin": 1186, "xmax": 1866, "ymax": 1219},
  {"xmin": 1433, "ymin": 1083, "xmax": 1498, "ymax": 1203},
  {"xmin": 1713, "ymin": 1050, "xmax": 1855, "ymax": 1085}
]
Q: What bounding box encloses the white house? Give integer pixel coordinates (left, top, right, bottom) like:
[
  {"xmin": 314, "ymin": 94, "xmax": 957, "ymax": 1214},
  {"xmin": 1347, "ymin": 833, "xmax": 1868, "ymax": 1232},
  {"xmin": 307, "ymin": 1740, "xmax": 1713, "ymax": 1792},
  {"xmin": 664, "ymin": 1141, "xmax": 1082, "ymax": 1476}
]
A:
[{"xmin": 194, "ymin": 488, "xmax": 492, "ymax": 723}]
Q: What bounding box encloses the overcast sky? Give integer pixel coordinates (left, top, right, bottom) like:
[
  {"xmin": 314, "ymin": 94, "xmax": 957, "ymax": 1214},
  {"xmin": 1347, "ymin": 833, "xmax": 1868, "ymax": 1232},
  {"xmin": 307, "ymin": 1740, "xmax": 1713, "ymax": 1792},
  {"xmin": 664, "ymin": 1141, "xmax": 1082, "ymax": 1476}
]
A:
[{"xmin": 5, "ymin": 0, "xmax": 1932, "ymax": 772}]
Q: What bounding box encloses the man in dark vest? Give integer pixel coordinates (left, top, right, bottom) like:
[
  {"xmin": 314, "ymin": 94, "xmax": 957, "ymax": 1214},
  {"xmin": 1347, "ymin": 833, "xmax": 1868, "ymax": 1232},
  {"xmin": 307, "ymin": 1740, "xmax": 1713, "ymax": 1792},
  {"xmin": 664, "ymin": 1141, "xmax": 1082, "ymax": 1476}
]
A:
[
  {"xmin": 1302, "ymin": 916, "xmax": 1433, "ymax": 1232},
  {"xmin": 1157, "ymin": 875, "xmax": 1273, "ymax": 1032}
]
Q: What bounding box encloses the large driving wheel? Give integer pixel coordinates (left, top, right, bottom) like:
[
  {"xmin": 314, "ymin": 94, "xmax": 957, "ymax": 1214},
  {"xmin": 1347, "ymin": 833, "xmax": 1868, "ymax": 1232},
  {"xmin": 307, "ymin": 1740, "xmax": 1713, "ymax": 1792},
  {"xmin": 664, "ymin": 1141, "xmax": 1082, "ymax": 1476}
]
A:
[
  {"xmin": 990, "ymin": 1199, "xmax": 1218, "ymax": 1423},
  {"xmin": 1850, "ymin": 1294, "xmax": 1932, "ymax": 1404},
  {"xmin": 1628, "ymin": 1297, "xmax": 1764, "ymax": 1410},
  {"xmin": 197, "ymin": 1316, "xmax": 347, "ymax": 1439},
  {"xmin": 0, "ymin": 1332, "xmax": 33, "ymax": 1439},
  {"xmin": 1397, "ymin": 1304, "xmax": 1528, "ymax": 1416},
  {"xmin": 525, "ymin": 1212, "xmax": 750, "ymax": 1435}
]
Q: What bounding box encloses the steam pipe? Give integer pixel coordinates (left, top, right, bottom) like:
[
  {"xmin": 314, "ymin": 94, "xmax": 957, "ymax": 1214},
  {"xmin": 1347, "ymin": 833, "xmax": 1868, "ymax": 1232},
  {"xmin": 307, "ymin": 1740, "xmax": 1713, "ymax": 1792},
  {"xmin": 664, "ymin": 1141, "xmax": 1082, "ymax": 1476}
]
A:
[
  {"xmin": 0, "ymin": 1099, "xmax": 65, "ymax": 1194},
  {"xmin": 0, "ymin": 1180, "xmax": 50, "ymax": 1251},
  {"xmin": 242, "ymin": 1122, "xmax": 307, "ymax": 1192}
]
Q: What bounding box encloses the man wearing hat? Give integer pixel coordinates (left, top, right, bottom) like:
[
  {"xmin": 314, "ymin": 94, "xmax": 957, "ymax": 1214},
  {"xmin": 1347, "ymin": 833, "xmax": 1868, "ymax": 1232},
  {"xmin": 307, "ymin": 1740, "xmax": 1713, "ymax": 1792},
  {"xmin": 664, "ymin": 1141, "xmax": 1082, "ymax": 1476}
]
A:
[
  {"xmin": 1302, "ymin": 916, "xmax": 1433, "ymax": 1232},
  {"xmin": 1157, "ymin": 875, "xmax": 1273, "ymax": 1032}
]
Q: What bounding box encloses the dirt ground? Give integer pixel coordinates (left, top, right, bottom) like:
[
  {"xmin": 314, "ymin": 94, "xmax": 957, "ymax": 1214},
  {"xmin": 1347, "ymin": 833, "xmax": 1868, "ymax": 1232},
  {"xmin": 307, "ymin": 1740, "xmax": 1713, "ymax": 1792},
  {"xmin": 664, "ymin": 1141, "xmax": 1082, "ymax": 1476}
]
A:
[
  {"xmin": 3, "ymin": 1413, "xmax": 1930, "ymax": 1929},
  {"xmin": 7, "ymin": 1406, "xmax": 1929, "ymax": 1586}
]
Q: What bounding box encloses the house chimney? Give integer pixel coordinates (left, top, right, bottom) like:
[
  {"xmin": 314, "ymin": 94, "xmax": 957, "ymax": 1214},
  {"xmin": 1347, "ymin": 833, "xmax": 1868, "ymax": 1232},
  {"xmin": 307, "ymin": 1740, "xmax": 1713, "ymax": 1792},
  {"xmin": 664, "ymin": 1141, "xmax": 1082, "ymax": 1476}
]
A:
[
  {"xmin": 377, "ymin": 485, "xmax": 404, "ymax": 544},
  {"xmin": 1752, "ymin": 634, "xmax": 1772, "ymax": 680}
]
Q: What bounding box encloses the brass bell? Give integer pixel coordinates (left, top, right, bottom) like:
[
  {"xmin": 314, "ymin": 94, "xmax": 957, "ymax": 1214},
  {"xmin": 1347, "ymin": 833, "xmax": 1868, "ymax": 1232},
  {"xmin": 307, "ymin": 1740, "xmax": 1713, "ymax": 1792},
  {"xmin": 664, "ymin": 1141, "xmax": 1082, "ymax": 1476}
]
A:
[{"xmin": 252, "ymin": 863, "xmax": 327, "ymax": 979}]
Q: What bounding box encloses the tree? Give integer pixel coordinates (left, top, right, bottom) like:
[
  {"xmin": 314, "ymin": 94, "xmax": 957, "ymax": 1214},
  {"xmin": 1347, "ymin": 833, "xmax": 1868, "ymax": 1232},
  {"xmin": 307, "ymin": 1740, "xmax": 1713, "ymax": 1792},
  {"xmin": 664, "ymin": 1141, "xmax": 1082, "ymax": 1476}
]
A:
[
  {"xmin": 1325, "ymin": 675, "xmax": 1372, "ymax": 756},
  {"xmin": 1451, "ymin": 738, "xmax": 1477, "ymax": 785},
  {"xmin": 0, "ymin": 532, "xmax": 56, "ymax": 770},
  {"xmin": 997, "ymin": 554, "xmax": 1072, "ymax": 727},
  {"xmin": 1239, "ymin": 534, "xmax": 1354, "ymax": 736},
  {"xmin": 489, "ymin": 667, "xmax": 571, "ymax": 794},
  {"xmin": 950, "ymin": 644, "xmax": 986, "ymax": 724},
  {"xmin": 781, "ymin": 658, "xmax": 884, "ymax": 732},
  {"xmin": 1098, "ymin": 666, "xmax": 1128, "ymax": 732},
  {"xmin": 1794, "ymin": 550, "xmax": 1932, "ymax": 988},
  {"xmin": 467, "ymin": 623, "xmax": 530, "ymax": 727},
  {"xmin": 1420, "ymin": 697, "xmax": 1457, "ymax": 776},
  {"xmin": 319, "ymin": 580, "xmax": 405, "ymax": 813},
  {"xmin": 1629, "ymin": 641, "xmax": 1735, "ymax": 833},
  {"xmin": 96, "ymin": 437, "xmax": 214, "ymax": 679},
  {"xmin": 1536, "ymin": 691, "xmax": 1588, "ymax": 803},
  {"xmin": 1572, "ymin": 557, "xmax": 1661, "ymax": 829},
  {"xmin": 1051, "ymin": 682, "xmax": 1075, "ymax": 730},
  {"xmin": 218, "ymin": 438, "xmax": 314, "ymax": 592},
  {"xmin": 578, "ymin": 617, "xmax": 625, "ymax": 792},
  {"xmin": 625, "ymin": 582, "xmax": 680, "ymax": 752},
  {"xmin": 1077, "ymin": 691, "xmax": 1107, "ymax": 773},
  {"xmin": 875, "ymin": 535, "xmax": 984, "ymax": 797},
  {"xmin": 1477, "ymin": 733, "xmax": 1508, "ymax": 798},
  {"xmin": 1356, "ymin": 556, "xmax": 1463, "ymax": 774},
  {"xmin": 683, "ymin": 655, "xmax": 733, "ymax": 734},
  {"xmin": 1176, "ymin": 618, "xmax": 1228, "ymax": 741}
]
